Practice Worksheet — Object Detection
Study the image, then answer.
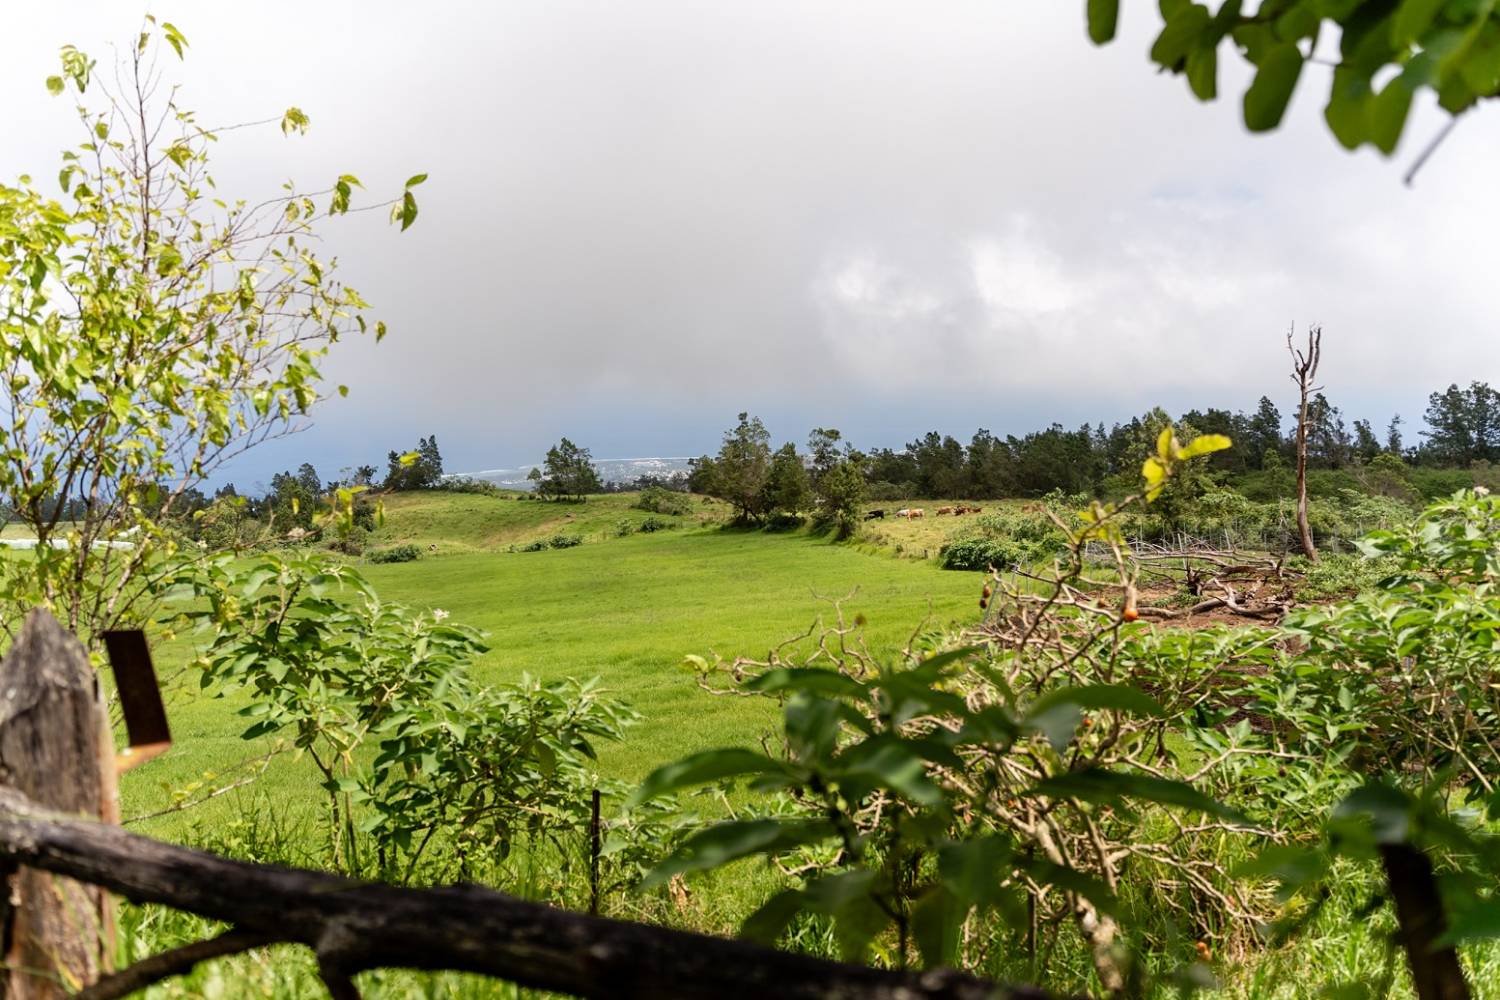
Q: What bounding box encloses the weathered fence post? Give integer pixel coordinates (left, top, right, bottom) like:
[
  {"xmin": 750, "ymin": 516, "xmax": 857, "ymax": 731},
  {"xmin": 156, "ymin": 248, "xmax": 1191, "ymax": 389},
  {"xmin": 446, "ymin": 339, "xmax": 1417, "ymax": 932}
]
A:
[{"xmin": 0, "ymin": 610, "xmax": 117, "ymax": 998}]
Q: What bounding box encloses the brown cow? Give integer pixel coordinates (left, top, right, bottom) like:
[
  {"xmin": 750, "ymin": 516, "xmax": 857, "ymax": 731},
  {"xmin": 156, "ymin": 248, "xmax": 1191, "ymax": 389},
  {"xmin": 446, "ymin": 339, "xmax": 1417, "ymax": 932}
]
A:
[{"xmin": 936, "ymin": 506, "xmax": 956, "ymax": 516}]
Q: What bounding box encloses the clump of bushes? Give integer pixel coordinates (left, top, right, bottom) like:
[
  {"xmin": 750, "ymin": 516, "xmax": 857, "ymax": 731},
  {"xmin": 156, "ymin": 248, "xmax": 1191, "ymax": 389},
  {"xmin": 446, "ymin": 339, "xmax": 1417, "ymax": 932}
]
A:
[
  {"xmin": 1291, "ymin": 551, "xmax": 1400, "ymax": 601},
  {"xmin": 368, "ymin": 543, "xmax": 422, "ymax": 564},
  {"xmin": 327, "ymin": 529, "xmax": 369, "ymax": 556},
  {"xmin": 432, "ymin": 476, "xmax": 504, "ymax": 495},
  {"xmin": 939, "ymin": 507, "xmax": 1070, "ymax": 570},
  {"xmin": 519, "ymin": 534, "xmax": 584, "ymax": 551},
  {"xmin": 616, "ymin": 515, "xmax": 682, "ymax": 537},
  {"xmin": 633, "ymin": 486, "xmax": 693, "ymax": 516}
]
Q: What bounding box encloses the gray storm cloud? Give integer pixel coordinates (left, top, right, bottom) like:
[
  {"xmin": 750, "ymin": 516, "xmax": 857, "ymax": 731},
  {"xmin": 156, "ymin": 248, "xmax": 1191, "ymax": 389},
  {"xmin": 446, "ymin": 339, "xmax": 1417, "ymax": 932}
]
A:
[{"xmin": 1, "ymin": 3, "xmax": 1494, "ymax": 484}]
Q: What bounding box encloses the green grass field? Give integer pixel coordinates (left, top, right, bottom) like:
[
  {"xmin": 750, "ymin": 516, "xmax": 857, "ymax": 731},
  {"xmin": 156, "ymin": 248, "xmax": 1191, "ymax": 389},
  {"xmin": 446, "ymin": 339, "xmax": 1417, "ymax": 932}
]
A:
[
  {"xmin": 122, "ymin": 491, "xmax": 986, "ymax": 839},
  {"xmin": 59, "ymin": 490, "xmax": 1500, "ymax": 997}
]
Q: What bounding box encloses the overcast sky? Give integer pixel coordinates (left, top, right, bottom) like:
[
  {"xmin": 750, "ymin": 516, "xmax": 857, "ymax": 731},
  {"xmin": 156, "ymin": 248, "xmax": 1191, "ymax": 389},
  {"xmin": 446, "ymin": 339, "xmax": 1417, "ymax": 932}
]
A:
[{"xmin": 3, "ymin": 4, "xmax": 1494, "ymax": 489}]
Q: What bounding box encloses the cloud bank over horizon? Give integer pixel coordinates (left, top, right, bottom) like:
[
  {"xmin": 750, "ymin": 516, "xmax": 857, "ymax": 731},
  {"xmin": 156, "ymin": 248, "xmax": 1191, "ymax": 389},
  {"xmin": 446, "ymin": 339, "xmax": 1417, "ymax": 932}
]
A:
[{"xmin": 3, "ymin": 3, "xmax": 1494, "ymax": 490}]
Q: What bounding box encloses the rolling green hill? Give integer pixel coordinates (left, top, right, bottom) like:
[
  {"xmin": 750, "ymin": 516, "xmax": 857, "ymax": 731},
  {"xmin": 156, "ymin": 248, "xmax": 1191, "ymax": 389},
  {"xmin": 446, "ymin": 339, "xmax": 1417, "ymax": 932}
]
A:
[{"xmin": 125, "ymin": 491, "xmax": 985, "ymax": 837}]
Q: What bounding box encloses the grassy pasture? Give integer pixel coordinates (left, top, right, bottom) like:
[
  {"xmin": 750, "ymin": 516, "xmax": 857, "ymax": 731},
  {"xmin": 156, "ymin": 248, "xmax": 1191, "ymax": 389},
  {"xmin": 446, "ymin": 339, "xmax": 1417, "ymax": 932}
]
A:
[
  {"xmin": 50, "ymin": 489, "xmax": 1500, "ymax": 997},
  {"xmin": 122, "ymin": 492, "xmax": 986, "ymax": 840},
  {"xmin": 363, "ymin": 490, "xmax": 724, "ymax": 553}
]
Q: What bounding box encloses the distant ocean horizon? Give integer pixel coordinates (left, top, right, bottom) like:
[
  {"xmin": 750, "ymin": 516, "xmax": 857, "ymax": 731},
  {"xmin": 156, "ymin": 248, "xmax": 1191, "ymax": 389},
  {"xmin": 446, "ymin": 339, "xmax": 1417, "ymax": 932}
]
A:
[{"xmin": 451, "ymin": 457, "xmax": 696, "ymax": 490}]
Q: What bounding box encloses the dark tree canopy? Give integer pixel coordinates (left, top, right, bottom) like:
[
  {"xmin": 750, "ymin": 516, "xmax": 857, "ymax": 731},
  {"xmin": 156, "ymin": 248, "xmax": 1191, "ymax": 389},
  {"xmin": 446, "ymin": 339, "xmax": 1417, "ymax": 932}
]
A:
[
  {"xmin": 384, "ymin": 436, "xmax": 444, "ymax": 491},
  {"xmin": 539, "ymin": 438, "xmax": 603, "ymax": 501},
  {"xmin": 1422, "ymin": 382, "xmax": 1500, "ymax": 466}
]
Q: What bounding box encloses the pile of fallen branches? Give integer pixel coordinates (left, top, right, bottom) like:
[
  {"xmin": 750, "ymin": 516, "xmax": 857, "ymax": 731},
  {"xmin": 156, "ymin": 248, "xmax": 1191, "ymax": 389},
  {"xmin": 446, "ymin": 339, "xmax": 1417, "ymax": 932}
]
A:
[{"xmin": 1126, "ymin": 544, "xmax": 1300, "ymax": 622}]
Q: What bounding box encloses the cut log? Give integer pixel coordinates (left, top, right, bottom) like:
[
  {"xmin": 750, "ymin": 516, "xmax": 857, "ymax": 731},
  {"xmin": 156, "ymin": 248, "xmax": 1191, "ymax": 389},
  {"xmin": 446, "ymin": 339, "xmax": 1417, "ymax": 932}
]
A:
[{"xmin": 0, "ymin": 610, "xmax": 116, "ymax": 999}]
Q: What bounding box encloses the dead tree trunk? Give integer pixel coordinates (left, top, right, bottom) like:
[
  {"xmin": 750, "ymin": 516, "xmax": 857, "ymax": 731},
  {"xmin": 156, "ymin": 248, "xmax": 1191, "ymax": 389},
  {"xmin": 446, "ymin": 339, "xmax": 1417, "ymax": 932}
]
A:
[
  {"xmin": 1288, "ymin": 325, "xmax": 1322, "ymax": 563},
  {"xmin": 0, "ymin": 610, "xmax": 117, "ymax": 999}
]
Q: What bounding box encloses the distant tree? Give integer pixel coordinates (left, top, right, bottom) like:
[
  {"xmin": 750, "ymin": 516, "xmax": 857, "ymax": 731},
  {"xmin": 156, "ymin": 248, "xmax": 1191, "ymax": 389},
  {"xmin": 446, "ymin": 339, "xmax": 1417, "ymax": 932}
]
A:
[
  {"xmin": 1352, "ymin": 419, "xmax": 1382, "ymax": 464},
  {"xmin": 761, "ymin": 443, "xmax": 812, "ymax": 518},
  {"xmin": 863, "ymin": 447, "xmax": 919, "ymax": 497},
  {"xmin": 1011, "ymin": 424, "xmax": 1101, "ymax": 497},
  {"xmin": 908, "ymin": 432, "xmax": 970, "ymax": 497},
  {"xmin": 353, "ymin": 465, "xmax": 378, "ymax": 487},
  {"xmin": 707, "ymin": 413, "xmax": 773, "ymax": 523},
  {"xmin": 1387, "ymin": 415, "xmax": 1405, "ymax": 456},
  {"xmin": 1422, "ymin": 382, "xmax": 1500, "ymax": 465},
  {"xmin": 1245, "ymin": 396, "xmax": 1284, "ymax": 469},
  {"xmin": 540, "ymin": 438, "xmax": 603, "ymax": 501},
  {"xmin": 816, "ymin": 457, "xmax": 867, "ymax": 539},
  {"xmin": 965, "ymin": 429, "xmax": 1014, "ymax": 498},
  {"xmin": 526, "ymin": 466, "xmax": 548, "ymax": 499},
  {"xmin": 417, "ymin": 435, "xmax": 445, "ymax": 485},
  {"xmin": 267, "ymin": 469, "xmax": 317, "ymax": 534},
  {"xmin": 383, "ymin": 436, "xmax": 444, "ymax": 491},
  {"xmin": 1179, "ymin": 407, "xmax": 1248, "ymax": 473},
  {"xmin": 686, "ymin": 456, "xmax": 717, "ymax": 495},
  {"xmin": 1305, "ymin": 394, "xmax": 1351, "ymax": 470},
  {"xmin": 807, "ymin": 428, "xmax": 844, "ymax": 487},
  {"xmin": 213, "ymin": 483, "xmax": 239, "ymax": 500},
  {"xmin": 296, "ymin": 463, "xmax": 323, "ymax": 497}
]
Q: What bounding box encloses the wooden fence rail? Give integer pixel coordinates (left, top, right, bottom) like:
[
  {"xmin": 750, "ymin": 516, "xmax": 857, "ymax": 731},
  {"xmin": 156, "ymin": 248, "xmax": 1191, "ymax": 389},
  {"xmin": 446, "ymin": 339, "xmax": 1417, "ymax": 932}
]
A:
[{"xmin": 0, "ymin": 786, "xmax": 1045, "ymax": 1000}]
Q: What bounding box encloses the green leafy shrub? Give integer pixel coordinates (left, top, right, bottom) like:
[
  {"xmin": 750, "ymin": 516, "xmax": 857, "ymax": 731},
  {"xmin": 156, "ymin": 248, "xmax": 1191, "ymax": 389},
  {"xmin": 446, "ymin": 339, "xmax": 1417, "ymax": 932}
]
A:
[
  {"xmin": 1289, "ymin": 551, "xmax": 1399, "ymax": 602},
  {"xmin": 938, "ymin": 507, "xmax": 1069, "ymax": 570},
  {"xmin": 633, "ymin": 486, "xmax": 692, "ymax": 516},
  {"xmin": 637, "ymin": 516, "xmax": 676, "ymax": 533},
  {"xmin": 432, "ymin": 476, "xmax": 502, "ymax": 495},
  {"xmin": 171, "ymin": 553, "xmax": 635, "ymax": 879},
  {"xmin": 368, "ymin": 543, "xmax": 422, "ymax": 564},
  {"xmin": 1408, "ymin": 466, "xmax": 1475, "ymax": 501},
  {"xmin": 549, "ymin": 534, "xmax": 583, "ymax": 549}
]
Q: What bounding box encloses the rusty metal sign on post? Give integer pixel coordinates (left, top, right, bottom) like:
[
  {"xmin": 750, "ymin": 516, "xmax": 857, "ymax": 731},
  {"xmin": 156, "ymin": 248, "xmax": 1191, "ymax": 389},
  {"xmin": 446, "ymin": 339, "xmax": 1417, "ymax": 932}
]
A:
[{"xmin": 101, "ymin": 629, "xmax": 172, "ymax": 773}]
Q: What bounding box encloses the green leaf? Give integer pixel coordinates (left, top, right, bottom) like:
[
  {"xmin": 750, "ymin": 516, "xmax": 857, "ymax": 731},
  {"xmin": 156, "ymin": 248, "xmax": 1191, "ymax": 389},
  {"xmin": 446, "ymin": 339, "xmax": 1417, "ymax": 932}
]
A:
[
  {"xmin": 281, "ymin": 107, "xmax": 310, "ymax": 136},
  {"xmin": 1027, "ymin": 767, "xmax": 1251, "ymax": 824},
  {"xmin": 630, "ymin": 747, "xmax": 785, "ymax": 806},
  {"xmin": 912, "ymin": 885, "xmax": 967, "ymax": 968},
  {"xmin": 1243, "ymin": 42, "xmax": 1304, "ymax": 131},
  {"xmin": 1334, "ymin": 783, "xmax": 1411, "ymax": 844},
  {"xmin": 45, "ymin": 76, "xmax": 64, "ymax": 96},
  {"xmin": 1441, "ymin": 898, "xmax": 1500, "ymax": 945},
  {"xmin": 1187, "ymin": 44, "xmax": 1218, "ymax": 100},
  {"xmin": 1176, "ymin": 433, "xmax": 1232, "ymax": 459},
  {"xmin": 1391, "ymin": 0, "xmax": 1446, "ymax": 47},
  {"xmin": 405, "ymin": 173, "xmax": 429, "ymax": 188},
  {"xmin": 1369, "ymin": 75, "xmax": 1414, "ymax": 154},
  {"xmin": 1325, "ymin": 66, "xmax": 1374, "ymax": 149},
  {"xmin": 397, "ymin": 190, "xmax": 418, "ymax": 231},
  {"xmin": 1087, "ymin": 0, "xmax": 1121, "ymax": 44},
  {"xmin": 746, "ymin": 667, "xmax": 867, "ymax": 700},
  {"xmin": 161, "ymin": 22, "xmax": 188, "ymax": 58},
  {"xmin": 740, "ymin": 889, "xmax": 804, "ymax": 944},
  {"xmin": 938, "ymin": 836, "xmax": 1014, "ymax": 907},
  {"xmin": 835, "ymin": 735, "xmax": 945, "ymax": 807},
  {"xmin": 642, "ymin": 818, "xmax": 834, "ymax": 887},
  {"xmin": 1151, "ymin": 5, "xmax": 1213, "ymax": 69}
]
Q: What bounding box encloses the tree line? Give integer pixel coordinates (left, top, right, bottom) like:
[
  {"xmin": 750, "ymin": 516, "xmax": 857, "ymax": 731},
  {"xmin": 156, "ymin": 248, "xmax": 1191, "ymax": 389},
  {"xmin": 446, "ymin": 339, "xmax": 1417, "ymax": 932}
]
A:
[{"xmin": 25, "ymin": 378, "xmax": 1485, "ymax": 541}]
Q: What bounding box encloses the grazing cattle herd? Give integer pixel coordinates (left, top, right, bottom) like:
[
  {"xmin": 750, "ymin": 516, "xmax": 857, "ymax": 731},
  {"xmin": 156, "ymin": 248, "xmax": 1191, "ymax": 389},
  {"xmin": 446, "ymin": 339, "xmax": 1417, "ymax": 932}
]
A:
[{"xmin": 863, "ymin": 504, "xmax": 983, "ymax": 521}]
